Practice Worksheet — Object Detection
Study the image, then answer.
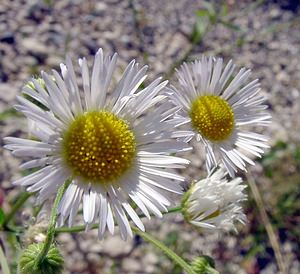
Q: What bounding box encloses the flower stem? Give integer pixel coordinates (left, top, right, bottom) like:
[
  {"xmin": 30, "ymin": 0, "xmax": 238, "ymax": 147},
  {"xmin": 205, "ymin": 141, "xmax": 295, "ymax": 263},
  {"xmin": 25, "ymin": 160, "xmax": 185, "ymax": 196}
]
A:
[
  {"xmin": 55, "ymin": 223, "xmax": 98, "ymax": 234},
  {"xmin": 163, "ymin": 206, "xmax": 182, "ymax": 214},
  {"xmin": 53, "ymin": 204, "xmax": 194, "ymax": 272},
  {"xmin": 206, "ymin": 266, "xmax": 219, "ymax": 274},
  {"xmin": 2, "ymin": 192, "xmax": 33, "ymax": 229},
  {"xmin": 131, "ymin": 227, "xmax": 195, "ymax": 274},
  {"xmin": 34, "ymin": 181, "xmax": 69, "ymax": 269},
  {"xmin": 55, "ymin": 206, "xmax": 182, "ymax": 234}
]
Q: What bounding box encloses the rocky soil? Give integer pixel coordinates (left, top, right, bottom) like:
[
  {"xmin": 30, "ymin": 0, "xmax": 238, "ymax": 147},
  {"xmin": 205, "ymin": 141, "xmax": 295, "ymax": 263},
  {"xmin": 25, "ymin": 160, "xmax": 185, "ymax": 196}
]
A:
[{"xmin": 0, "ymin": 0, "xmax": 299, "ymax": 273}]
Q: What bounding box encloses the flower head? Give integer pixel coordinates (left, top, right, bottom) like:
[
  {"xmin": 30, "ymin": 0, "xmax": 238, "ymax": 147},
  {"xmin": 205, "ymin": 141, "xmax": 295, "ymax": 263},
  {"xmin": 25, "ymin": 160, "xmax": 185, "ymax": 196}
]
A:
[
  {"xmin": 170, "ymin": 57, "xmax": 271, "ymax": 176},
  {"xmin": 4, "ymin": 49, "xmax": 190, "ymax": 240},
  {"xmin": 181, "ymin": 168, "xmax": 247, "ymax": 232}
]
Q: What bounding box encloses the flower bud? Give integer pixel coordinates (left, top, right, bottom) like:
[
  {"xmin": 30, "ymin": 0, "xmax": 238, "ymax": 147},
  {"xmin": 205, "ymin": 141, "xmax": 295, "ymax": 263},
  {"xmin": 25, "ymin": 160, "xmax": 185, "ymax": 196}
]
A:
[
  {"xmin": 25, "ymin": 77, "xmax": 46, "ymax": 91},
  {"xmin": 20, "ymin": 243, "xmax": 64, "ymax": 274},
  {"xmin": 181, "ymin": 167, "xmax": 247, "ymax": 232},
  {"xmin": 191, "ymin": 256, "xmax": 218, "ymax": 274},
  {"xmin": 23, "ymin": 223, "xmax": 47, "ymax": 246}
]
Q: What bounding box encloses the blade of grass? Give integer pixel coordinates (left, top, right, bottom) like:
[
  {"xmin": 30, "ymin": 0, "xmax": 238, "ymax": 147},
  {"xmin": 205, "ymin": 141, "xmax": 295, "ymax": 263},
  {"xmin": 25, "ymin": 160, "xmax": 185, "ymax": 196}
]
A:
[
  {"xmin": 0, "ymin": 245, "xmax": 10, "ymax": 274},
  {"xmin": 247, "ymin": 173, "xmax": 286, "ymax": 274}
]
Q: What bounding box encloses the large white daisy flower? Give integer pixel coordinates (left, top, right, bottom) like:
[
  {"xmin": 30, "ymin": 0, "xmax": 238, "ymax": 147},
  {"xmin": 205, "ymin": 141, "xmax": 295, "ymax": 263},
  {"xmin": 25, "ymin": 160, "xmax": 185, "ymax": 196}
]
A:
[
  {"xmin": 169, "ymin": 57, "xmax": 271, "ymax": 177},
  {"xmin": 181, "ymin": 167, "xmax": 247, "ymax": 232},
  {"xmin": 4, "ymin": 49, "xmax": 191, "ymax": 240}
]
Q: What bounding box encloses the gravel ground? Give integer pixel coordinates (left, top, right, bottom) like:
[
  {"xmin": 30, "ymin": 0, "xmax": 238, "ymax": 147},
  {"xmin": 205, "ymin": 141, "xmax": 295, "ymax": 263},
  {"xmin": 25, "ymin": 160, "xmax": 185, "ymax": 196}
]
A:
[{"xmin": 0, "ymin": 0, "xmax": 299, "ymax": 273}]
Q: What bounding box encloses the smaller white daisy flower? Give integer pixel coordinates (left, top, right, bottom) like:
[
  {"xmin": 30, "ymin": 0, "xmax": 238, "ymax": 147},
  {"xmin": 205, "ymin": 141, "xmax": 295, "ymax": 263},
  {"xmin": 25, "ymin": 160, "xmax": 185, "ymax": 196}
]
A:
[
  {"xmin": 169, "ymin": 57, "xmax": 271, "ymax": 176},
  {"xmin": 181, "ymin": 167, "xmax": 247, "ymax": 232}
]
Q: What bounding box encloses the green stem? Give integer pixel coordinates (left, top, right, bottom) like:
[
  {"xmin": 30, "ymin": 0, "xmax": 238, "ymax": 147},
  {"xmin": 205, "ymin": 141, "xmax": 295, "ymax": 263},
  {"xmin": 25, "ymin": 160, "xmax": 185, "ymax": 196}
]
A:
[
  {"xmin": 33, "ymin": 203, "xmax": 44, "ymax": 218},
  {"xmin": 55, "ymin": 206, "xmax": 182, "ymax": 234},
  {"xmin": 34, "ymin": 181, "xmax": 69, "ymax": 269},
  {"xmin": 206, "ymin": 266, "xmax": 219, "ymax": 274},
  {"xmin": 132, "ymin": 227, "xmax": 195, "ymax": 274},
  {"xmin": 2, "ymin": 192, "xmax": 33, "ymax": 228},
  {"xmin": 164, "ymin": 206, "xmax": 181, "ymax": 214},
  {"xmin": 54, "ymin": 205, "xmax": 194, "ymax": 272},
  {"xmin": 55, "ymin": 223, "xmax": 97, "ymax": 234}
]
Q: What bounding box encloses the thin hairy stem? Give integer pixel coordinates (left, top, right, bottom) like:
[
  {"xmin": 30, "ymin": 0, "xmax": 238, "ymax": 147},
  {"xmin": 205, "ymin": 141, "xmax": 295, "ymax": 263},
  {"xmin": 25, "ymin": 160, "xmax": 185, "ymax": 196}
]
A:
[
  {"xmin": 132, "ymin": 227, "xmax": 195, "ymax": 274},
  {"xmin": 34, "ymin": 181, "xmax": 69, "ymax": 269}
]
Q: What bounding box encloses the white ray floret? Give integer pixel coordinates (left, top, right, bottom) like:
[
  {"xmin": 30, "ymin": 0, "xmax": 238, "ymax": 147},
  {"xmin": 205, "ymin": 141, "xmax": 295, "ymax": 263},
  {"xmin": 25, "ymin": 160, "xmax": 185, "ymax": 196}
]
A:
[
  {"xmin": 4, "ymin": 49, "xmax": 191, "ymax": 240},
  {"xmin": 169, "ymin": 57, "xmax": 271, "ymax": 177}
]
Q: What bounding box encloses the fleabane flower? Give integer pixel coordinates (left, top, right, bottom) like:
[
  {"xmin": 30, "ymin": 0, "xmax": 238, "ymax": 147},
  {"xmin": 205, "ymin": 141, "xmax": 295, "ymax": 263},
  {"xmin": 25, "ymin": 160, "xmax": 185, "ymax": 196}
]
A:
[
  {"xmin": 169, "ymin": 57, "xmax": 271, "ymax": 176},
  {"xmin": 4, "ymin": 49, "xmax": 191, "ymax": 240},
  {"xmin": 181, "ymin": 168, "xmax": 247, "ymax": 232}
]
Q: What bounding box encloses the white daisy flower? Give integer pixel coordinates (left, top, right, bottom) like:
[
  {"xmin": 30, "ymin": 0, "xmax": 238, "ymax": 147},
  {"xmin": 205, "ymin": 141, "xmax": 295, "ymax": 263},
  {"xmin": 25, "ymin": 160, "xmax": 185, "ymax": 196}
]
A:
[
  {"xmin": 4, "ymin": 49, "xmax": 191, "ymax": 240},
  {"xmin": 169, "ymin": 57, "xmax": 271, "ymax": 176},
  {"xmin": 181, "ymin": 167, "xmax": 247, "ymax": 232}
]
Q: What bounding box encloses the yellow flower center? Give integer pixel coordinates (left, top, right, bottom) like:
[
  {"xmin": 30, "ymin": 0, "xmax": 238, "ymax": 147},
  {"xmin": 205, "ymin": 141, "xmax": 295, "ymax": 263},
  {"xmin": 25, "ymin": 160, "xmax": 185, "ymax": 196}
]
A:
[
  {"xmin": 189, "ymin": 95, "xmax": 234, "ymax": 142},
  {"xmin": 62, "ymin": 111, "xmax": 136, "ymax": 184}
]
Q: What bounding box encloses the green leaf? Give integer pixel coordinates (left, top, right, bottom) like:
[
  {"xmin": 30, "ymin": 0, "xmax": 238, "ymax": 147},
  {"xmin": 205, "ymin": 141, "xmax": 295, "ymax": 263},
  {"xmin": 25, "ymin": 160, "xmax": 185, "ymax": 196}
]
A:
[
  {"xmin": 0, "ymin": 108, "xmax": 22, "ymax": 121},
  {"xmin": 164, "ymin": 231, "xmax": 179, "ymax": 246},
  {"xmin": 191, "ymin": 15, "xmax": 209, "ymax": 44},
  {"xmin": 236, "ymin": 37, "xmax": 245, "ymax": 47},
  {"xmin": 220, "ymin": 4, "xmax": 229, "ymax": 17},
  {"xmin": 202, "ymin": 1, "xmax": 215, "ymax": 17},
  {"xmin": 195, "ymin": 9, "xmax": 210, "ymax": 18},
  {"xmin": 0, "ymin": 208, "xmax": 5, "ymax": 226},
  {"xmin": 245, "ymin": 244, "xmax": 264, "ymax": 259},
  {"xmin": 294, "ymin": 147, "xmax": 300, "ymax": 161},
  {"xmin": 219, "ymin": 20, "xmax": 242, "ymax": 32}
]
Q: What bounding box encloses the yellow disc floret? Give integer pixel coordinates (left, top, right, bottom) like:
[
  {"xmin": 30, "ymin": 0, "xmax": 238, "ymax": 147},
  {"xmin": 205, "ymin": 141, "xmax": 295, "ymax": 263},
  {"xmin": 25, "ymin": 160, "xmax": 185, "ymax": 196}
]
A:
[
  {"xmin": 189, "ymin": 95, "xmax": 234, "ymax": 142},
  {"xmin": 62, "ymin": 111, "xmax": 136, "ymax": 184}
]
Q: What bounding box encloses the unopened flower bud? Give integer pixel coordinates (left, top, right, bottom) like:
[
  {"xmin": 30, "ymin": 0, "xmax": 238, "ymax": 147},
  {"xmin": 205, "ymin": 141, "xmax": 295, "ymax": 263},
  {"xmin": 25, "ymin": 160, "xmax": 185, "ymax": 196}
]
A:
[
  {"xmin": 191, "ymin": 256, "xmax": 218, "ymax": 274},
  {"xmin": 23, "ymin": 224, "xmax": 47, "ymax": 246},
  {"xmin": 20, "ymin": 243, "xmax": 64, "ymax": 274},
  {"xmin": 25, "ymin": 77, "xmax": 46, "ymax": 91},
  {"xmin": 181, "ymin": 168, "xmax": 247, "ymax": 232}
]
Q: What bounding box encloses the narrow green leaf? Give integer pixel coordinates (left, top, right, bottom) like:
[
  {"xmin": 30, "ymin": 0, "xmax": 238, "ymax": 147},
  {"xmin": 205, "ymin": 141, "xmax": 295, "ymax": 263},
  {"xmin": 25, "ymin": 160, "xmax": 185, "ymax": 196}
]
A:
[
  {"xmin": 195, "ymin": 9, "xmax": 210, "ymax": 18},
  {"xmin": 202, "ymin": 1, "xmax": 215, "ymax": 16},
  {"xmin": 0, "ymin": 108, "xmax": 22, "ymax": 121},
  {"xmin": 219, "ymin": 20, "xmax": 242, "ymax": 32},
  {"xmin": 0, "ymin": 245, "xmax": 10, "ymax": 274},
  {"xmin": 191, "ymin": 17, "xmax": 209, "ymax": 44},
  {"xmin": 0, "ymin": 208, "xmax": 5, "ymax": 226},
  {"xmin": 220, "ymin": 4, "xmax": 229, "ymax": 16}
]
